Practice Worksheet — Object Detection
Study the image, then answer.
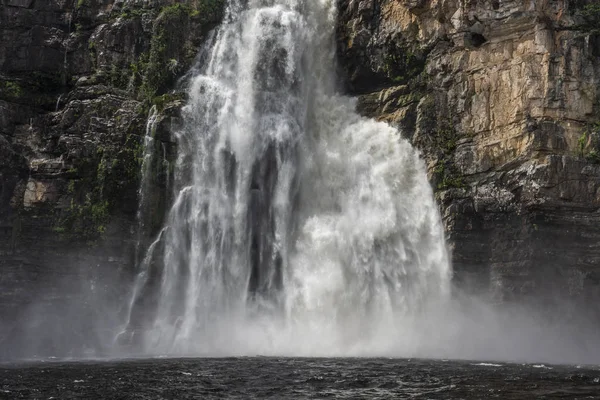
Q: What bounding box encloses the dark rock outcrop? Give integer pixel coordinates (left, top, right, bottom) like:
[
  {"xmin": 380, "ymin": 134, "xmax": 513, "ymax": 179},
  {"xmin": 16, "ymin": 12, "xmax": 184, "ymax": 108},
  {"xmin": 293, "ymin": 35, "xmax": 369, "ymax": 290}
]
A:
[{"xmin": 0, "ymin": 0, "xmax": 224, "ymax": 358}]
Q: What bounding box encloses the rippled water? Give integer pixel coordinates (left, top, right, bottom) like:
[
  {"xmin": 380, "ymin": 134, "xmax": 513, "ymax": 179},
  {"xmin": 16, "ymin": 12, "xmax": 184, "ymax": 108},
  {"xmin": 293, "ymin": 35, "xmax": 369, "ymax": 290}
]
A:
[{"xmin": 1, "ymin": 358, "xmax": 599, "ymax": 399}]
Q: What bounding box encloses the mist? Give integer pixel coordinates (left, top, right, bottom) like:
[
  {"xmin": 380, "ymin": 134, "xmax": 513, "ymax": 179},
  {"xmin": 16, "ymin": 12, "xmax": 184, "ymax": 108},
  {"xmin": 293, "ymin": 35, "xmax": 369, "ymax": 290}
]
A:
[
  {"xmin": 2, "ymin": 273, "xmax": 599, "ymax": 366},
  {"xmin": 3, "ymin": 0, "xmax": 600, "ymax": 368},
  {"xmin": 0, "ymin": 251, "xmax": 129, "ymax": 361},
  {"xmin": 384, "ymin": 288, "xmax": 600, "ymax": 365}
]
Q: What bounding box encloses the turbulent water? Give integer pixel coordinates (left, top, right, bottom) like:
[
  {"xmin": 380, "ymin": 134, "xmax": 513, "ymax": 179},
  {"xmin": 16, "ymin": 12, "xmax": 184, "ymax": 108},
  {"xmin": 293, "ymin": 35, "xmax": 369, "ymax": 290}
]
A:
[
  {"xmin": 124, "ymin": 0, "xmax": 449, "ymax": 355},
  {"xmin": 2, "ymin": 358, "xmax": 600, "ymax": 399}
]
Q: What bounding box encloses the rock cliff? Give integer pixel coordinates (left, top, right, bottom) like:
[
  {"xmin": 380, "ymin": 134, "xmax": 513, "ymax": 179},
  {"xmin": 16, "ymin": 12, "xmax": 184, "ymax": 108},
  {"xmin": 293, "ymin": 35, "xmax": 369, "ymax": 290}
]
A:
[
  {"xmin": 0, "ymin": 0, "xmax": 224, "ymax": 357},
  {"xmin": 337, "ymin": 0, "xmax": 600, "ymax": 308},
  {"xmin": 2, "ymin": 0, "xmax": 600, "ymax": 357}
]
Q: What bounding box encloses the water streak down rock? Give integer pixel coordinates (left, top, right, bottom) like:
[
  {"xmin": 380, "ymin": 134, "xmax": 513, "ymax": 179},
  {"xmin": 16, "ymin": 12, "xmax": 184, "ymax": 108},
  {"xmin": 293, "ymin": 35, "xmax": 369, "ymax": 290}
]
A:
[
  {"xmin": 126, "ymin": 0, "xmax": 450, "ymax": 356},
  {"xmin": 0, "ymin": 0, "xmax": 223, "ymax": 359}
]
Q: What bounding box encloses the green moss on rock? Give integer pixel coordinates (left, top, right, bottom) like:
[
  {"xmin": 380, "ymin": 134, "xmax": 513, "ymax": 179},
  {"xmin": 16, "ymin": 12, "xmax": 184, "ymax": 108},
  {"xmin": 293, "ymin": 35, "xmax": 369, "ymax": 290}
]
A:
[
  {"xmin": 139, "ymin": 0, "xmax": 225, "ymax": 101},
  {"xmin": 0, "ymin": 80, "xmax": 23, "ymax": 98},
  {"xmin": 577, "ymin": 4, "xmax": 600, "ymax": 33}
]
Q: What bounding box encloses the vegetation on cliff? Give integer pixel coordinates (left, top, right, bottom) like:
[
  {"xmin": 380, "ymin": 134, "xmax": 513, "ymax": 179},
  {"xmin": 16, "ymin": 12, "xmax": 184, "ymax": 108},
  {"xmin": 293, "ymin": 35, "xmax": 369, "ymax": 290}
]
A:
[
  {"xmin": 0, "ymin": 0, "xmax": 226, "ymax": 242},
  {"xmin": 576, "ymin": 3, "xmax": 600, "ymax": 33}
]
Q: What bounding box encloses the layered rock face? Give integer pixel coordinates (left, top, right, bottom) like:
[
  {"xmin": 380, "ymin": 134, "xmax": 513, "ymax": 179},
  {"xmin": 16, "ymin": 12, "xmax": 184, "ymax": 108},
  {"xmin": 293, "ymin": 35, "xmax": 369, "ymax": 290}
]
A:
[
  {"xmin": 0, "ymin": 0, "xmax": 224, "ymax": 357},
  {"xmin": 338, "ymin": 0, "xmax": 600, "ymax": 307},
  {"xmin": 2, "ymin": 0, "xmax": 600, "ymax": 357}
]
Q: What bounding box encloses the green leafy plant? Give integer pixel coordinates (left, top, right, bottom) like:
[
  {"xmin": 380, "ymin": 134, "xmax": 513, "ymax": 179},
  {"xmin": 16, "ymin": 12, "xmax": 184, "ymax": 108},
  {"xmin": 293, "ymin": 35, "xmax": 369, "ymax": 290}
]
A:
[
  {"xmin": 0, "ymin": 81, "xmax": 22, "ymax": 98},
  {"xmin": 577, "ymin": 122, "xmax": 600, "ymax": 163},
  {"xmin": 576, "ymin": 4, "xmax": 600, "ymax": 33},
  {"xmin": 434, "ymin": 163, "xmax": 466, "ymax": 190}
]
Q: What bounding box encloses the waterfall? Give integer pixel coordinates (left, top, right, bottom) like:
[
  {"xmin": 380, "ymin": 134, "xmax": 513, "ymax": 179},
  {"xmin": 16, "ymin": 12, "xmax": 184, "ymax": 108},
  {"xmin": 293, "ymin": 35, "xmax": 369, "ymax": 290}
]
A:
[
  {"xmin": 125, "ymin": 0, "xmax": 450, "ymax": 356},
  {"xmin": 135, "ymin": 106, "xmax": 159, "ymax": 262}
]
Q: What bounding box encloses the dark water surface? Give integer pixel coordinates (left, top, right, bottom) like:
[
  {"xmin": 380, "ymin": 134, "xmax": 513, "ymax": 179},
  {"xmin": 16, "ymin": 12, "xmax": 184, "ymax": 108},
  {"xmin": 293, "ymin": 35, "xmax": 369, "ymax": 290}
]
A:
[{"xmin": 1, "ymin": 357, "xmax": 599, "ymax": 399}]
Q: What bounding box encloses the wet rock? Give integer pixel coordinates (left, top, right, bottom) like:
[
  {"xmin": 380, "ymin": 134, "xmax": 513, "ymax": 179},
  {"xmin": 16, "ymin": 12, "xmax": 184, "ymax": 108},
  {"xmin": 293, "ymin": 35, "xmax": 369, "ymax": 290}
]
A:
[
  {"xmin": 338, "ymin": 0, "xmax": 600, "ymax": 307},
  {"xmin": 0, "ymin": 0, "xmax": 225, "ymax": 355}
]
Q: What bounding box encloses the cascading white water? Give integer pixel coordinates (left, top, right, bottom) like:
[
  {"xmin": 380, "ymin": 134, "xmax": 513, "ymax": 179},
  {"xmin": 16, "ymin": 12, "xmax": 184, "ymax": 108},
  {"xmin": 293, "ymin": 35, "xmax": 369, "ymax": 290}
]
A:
[{"xmin": 127, "ymin": 0, "xmax": 450, "ymax": 356}]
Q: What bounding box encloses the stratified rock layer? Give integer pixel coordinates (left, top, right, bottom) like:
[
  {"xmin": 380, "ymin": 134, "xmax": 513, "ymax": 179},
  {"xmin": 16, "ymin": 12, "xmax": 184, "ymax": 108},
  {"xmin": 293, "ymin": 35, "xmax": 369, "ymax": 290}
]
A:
[{"xmin": 337, "ymin": 0, "xmax": 600, "ymax": 307}]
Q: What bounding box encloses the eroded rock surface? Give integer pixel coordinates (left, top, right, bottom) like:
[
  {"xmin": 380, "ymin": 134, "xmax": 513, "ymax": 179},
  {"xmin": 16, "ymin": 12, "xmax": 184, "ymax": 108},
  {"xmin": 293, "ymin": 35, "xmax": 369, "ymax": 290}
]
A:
[
  {"xmin": 338, "ymin": 0, "xmax": 600, "ymax": 307},
  {"xmin": 0, "ymin": 0, "xmax": 224, "ymax": 358}
]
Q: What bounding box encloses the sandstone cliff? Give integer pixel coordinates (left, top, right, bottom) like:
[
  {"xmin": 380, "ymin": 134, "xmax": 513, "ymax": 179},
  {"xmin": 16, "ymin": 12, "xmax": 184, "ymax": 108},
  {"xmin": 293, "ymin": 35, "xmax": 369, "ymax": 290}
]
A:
[{"xmin": 337, "ymin": 0, "xmax": 600, "ymax": 307}]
